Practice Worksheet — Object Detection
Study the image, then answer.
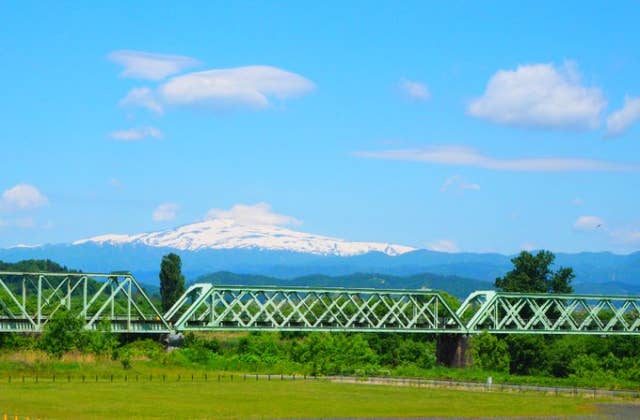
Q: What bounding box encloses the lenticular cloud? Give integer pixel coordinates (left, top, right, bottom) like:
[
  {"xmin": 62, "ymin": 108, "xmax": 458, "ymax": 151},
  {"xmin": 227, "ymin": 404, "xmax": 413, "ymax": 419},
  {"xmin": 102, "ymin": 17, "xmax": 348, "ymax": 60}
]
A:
[{"xmin": 159, "ymin": 65, "xmax": 315, "ymax": 109}]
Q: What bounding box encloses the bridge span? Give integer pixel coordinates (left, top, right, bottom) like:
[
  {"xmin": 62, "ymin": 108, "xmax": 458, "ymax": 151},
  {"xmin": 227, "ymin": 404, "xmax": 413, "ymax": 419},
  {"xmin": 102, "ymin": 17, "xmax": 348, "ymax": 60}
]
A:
[{"xmin": 2, "ymin": 271, "xmax": 640, "ymax": 336}]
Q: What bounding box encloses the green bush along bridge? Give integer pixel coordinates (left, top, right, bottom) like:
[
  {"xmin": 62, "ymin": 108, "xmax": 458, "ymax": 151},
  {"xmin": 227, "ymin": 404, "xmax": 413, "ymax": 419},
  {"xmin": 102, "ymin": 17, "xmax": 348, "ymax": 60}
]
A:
[{"xmin": 2, "ymin": 271, "xmax": 640, "ymax": 337}]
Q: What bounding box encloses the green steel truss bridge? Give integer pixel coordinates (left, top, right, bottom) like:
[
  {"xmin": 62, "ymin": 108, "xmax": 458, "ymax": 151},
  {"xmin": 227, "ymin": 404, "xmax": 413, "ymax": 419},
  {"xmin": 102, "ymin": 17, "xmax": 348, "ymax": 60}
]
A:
[{"xmin": 2, "ymin": 271, "xmax": 640, "ymax": 336}]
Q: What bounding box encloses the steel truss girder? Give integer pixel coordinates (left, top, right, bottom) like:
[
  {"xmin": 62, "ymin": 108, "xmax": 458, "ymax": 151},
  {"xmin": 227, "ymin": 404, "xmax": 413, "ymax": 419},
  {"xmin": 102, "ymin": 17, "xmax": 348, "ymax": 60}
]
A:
[
  {"xmin": 462, "ymin": 291, "xmax": 640, "ymax": 335},
  {"xmin": 4, "ymin": 271, "xmax": 640, "ymax": 336},
  {"xmin": 165, "ymin": 284, "xmax": 467, "ymax": 333},
  {"xmin": 0, "ymin": 272, "xmax": 171, "ymax": 333}
]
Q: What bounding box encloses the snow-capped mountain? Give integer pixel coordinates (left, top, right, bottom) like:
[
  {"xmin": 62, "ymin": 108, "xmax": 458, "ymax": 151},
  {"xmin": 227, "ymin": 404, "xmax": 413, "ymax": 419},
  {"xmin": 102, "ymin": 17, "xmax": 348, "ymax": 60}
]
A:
[{"xmin": 73, "ymin": 219, "xmax": 416, "ymax": 257}]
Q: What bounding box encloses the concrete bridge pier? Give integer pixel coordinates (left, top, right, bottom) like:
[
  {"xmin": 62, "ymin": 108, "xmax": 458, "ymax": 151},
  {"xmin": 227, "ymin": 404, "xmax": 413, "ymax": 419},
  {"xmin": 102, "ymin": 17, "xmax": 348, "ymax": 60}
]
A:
[{"xmin": 436, "ymin": 334, "xmax": 471, "ymax": 368}]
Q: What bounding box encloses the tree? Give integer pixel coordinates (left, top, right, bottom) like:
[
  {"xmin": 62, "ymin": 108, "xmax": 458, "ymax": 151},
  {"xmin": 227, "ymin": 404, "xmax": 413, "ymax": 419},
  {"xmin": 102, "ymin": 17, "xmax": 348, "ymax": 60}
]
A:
[
  {"xmin": 159, "ymin": 253, "xmax": 186, "ymax": 312},
  {"xmin": 494, "ymin": 250, "xmax": 574, "ymax": 293},
  {"xmin": 40, "ymin": 308, "xmax": 86, "ymax": 358},
  {"xmin": 470, "ymin": 332, "xmax": 510, "ymax": 372},
  {"xmin": 506, "ymin": 334, "xmax": 548, "ymax": 375}
]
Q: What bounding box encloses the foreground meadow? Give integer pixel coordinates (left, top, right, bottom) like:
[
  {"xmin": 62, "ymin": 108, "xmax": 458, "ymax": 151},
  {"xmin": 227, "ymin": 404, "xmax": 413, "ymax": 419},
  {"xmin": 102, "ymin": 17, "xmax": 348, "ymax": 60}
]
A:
[{"xmin": 0, "ymin": 377, "xmax": 601, "ymax": 419}]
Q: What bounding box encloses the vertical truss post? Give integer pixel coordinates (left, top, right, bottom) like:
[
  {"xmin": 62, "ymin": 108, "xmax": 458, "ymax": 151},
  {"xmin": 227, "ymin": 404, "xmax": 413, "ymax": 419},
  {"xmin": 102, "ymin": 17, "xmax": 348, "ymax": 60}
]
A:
[
  {"xmin": 37, "ymin": 275, "xmax": 42, "ymax": 331},
  {"xmin": 209, "ymin": 293, "xmax": 215, "ymax": 326},
  {"xmin": 127, "ymin": 277, "xmax": 132, "ymax": 331},
  {"xmin": 21, "ymin": 277, "xmax": 26, "ymax": 309},
  {"xmin": 82, "ymin": 276, "xmax": 88, "ymax": 317},
  {"xmin": 110, "ymin": 279, "xmax": 115, "ymax": 319},
  {"xmin": 66, "ymin": 277, "xmax": 71, "ymax": 310}
]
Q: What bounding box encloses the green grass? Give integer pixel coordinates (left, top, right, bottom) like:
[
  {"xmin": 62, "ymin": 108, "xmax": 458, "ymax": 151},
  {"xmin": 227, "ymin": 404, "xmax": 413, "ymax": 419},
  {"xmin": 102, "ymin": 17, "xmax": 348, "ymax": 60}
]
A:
[{"xmin": 0, "ymin": 377, "xmax": 600, "ymax": 419}]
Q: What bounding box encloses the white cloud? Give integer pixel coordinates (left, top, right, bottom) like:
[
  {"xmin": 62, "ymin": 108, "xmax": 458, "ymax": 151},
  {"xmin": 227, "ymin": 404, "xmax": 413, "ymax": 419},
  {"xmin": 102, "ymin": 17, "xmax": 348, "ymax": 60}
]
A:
[
  {"xmin": 356, "ymin": 145, "xmax": 639, "ymax": 172},
  {"xmin": 606, "ymin": 96, "xmax": 640, "ymax": 136},
  {"xmin": 157, "ymin": 66, "xmax": 315, "ymax": 110},
  {"xmin": 520, "ymin": 242, "xmax": 537, "ymax": 252},
  {"xmin": 109, "ymin": 126, "xmax": 163, "ymax": 141},
  {"xmin": 119, "ymin": 87, "xmax": 164, "ymax": 114},
  {"xmin": 574, "ymin": 215, "xmax": 604, "ymax": 231},
  {"xmin": 440, "ymin": 175, "xmax": 480, "ymax": 192},
  {"xmin": 206, "ymin": 202, "xmax": 301, "ymax": 226},
  {"xmin": 427, "ymin": 239, "xmax": 459, "ymax": 253},
  {"xmin": 15, "ymin": 217, "xmax": 36, "ymax": 229},
  {"xmin": 469, "ymin": 62, "xmax": 606, "ymax": 130},
  {"xmin": 109, "ymin": 178, "xmax": 123, "ymax": 188},
  {"xmin": 152, "ymin": 203, "xmax": 179, "ymax": 222},
  {"xmin": 1, "ymin": 184, "xmax": 48, "ymax": 211},
  {"xmin": 610, "ymin": 229, "xmax": 640, "ymax": 245},
  {"xmin": 399, "ymin": 79, "xmax": 430, "ymax": 101},
  {"xmin": 108, "ymin": 50, "xmax": 200, "ymax": 80},
  {"xmin": 571, "ymin": 197, "xmax": 584, "ymax": 206},
  {"xmin": 116, "ymin": 63, "xmax": 314, "ymax": 114}
]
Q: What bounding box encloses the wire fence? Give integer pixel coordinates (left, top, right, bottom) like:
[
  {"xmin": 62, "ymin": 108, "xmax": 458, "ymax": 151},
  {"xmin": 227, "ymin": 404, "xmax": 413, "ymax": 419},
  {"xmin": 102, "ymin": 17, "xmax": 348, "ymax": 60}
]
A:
[
  {"xmin": 1, "ymin": 372, "xmax": 639, "ymax": 400},
  {"xmin": 0, "ymin": 373, "xmax": 317, "ymax": 385},
  {"xmin": 329, "ymin": 375, "xmax": 640, "ymax": 399}
]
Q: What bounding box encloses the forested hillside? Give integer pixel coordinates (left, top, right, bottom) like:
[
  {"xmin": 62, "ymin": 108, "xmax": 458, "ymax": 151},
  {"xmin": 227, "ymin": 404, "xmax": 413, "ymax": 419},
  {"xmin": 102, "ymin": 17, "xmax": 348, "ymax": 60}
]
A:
[
  {"xmin": 198, "ymin": 271, "xmax": 492, "ymax": 298},
  {"xmin": 0, "ymin": 259, "xmax": 79, "ymax": 273}
]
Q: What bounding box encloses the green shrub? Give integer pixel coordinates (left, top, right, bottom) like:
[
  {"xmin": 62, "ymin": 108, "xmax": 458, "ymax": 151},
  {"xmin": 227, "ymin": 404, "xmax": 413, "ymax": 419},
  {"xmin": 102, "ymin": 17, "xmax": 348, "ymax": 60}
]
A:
[
  {"xmin": 39, "ymin": 309, "xmax": 86, "ymax": 358},
  {"xmin": 470, "ymin": 332, "xmax": 510, "ymax": 373}
]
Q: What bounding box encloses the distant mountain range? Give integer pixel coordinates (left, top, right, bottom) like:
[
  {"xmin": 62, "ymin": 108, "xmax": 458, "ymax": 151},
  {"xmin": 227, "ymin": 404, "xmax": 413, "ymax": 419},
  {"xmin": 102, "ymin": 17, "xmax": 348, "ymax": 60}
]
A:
[
  {"xmin": 198, "ymin": 271, "xmax": 492, "ymax": 299},
  {"xmin": 1, "ymin": 220, "xmax": 639, "ymax": 295},
  {"xmin": 72, "ymin": 219, "xmax": 415, "ymax": 256},
  {"xmin": 196, "ymin": 271, "xmax": 640, "ymax": 298}
]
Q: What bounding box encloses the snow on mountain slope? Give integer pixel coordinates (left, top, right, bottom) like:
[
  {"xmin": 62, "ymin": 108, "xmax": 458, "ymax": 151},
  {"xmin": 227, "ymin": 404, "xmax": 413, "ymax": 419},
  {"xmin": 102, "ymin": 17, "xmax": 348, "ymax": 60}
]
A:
[{"xmin": 72, "ymin": 219, "xmax": 416, "ymax": 257}]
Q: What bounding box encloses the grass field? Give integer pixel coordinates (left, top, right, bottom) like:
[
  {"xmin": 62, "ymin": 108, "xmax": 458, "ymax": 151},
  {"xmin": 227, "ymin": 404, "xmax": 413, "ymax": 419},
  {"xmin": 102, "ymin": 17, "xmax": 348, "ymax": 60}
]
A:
[{"xmin": 0, "ymin": 377, "xmax": 602, "ymax": 419}]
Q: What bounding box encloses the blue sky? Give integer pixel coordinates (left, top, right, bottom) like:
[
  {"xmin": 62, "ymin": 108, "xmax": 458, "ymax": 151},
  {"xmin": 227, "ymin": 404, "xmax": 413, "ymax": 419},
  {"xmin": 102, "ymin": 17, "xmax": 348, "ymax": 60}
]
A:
[{"xmin": 1, "ymin": 1, "xmax": 639, "ymax": 253}]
